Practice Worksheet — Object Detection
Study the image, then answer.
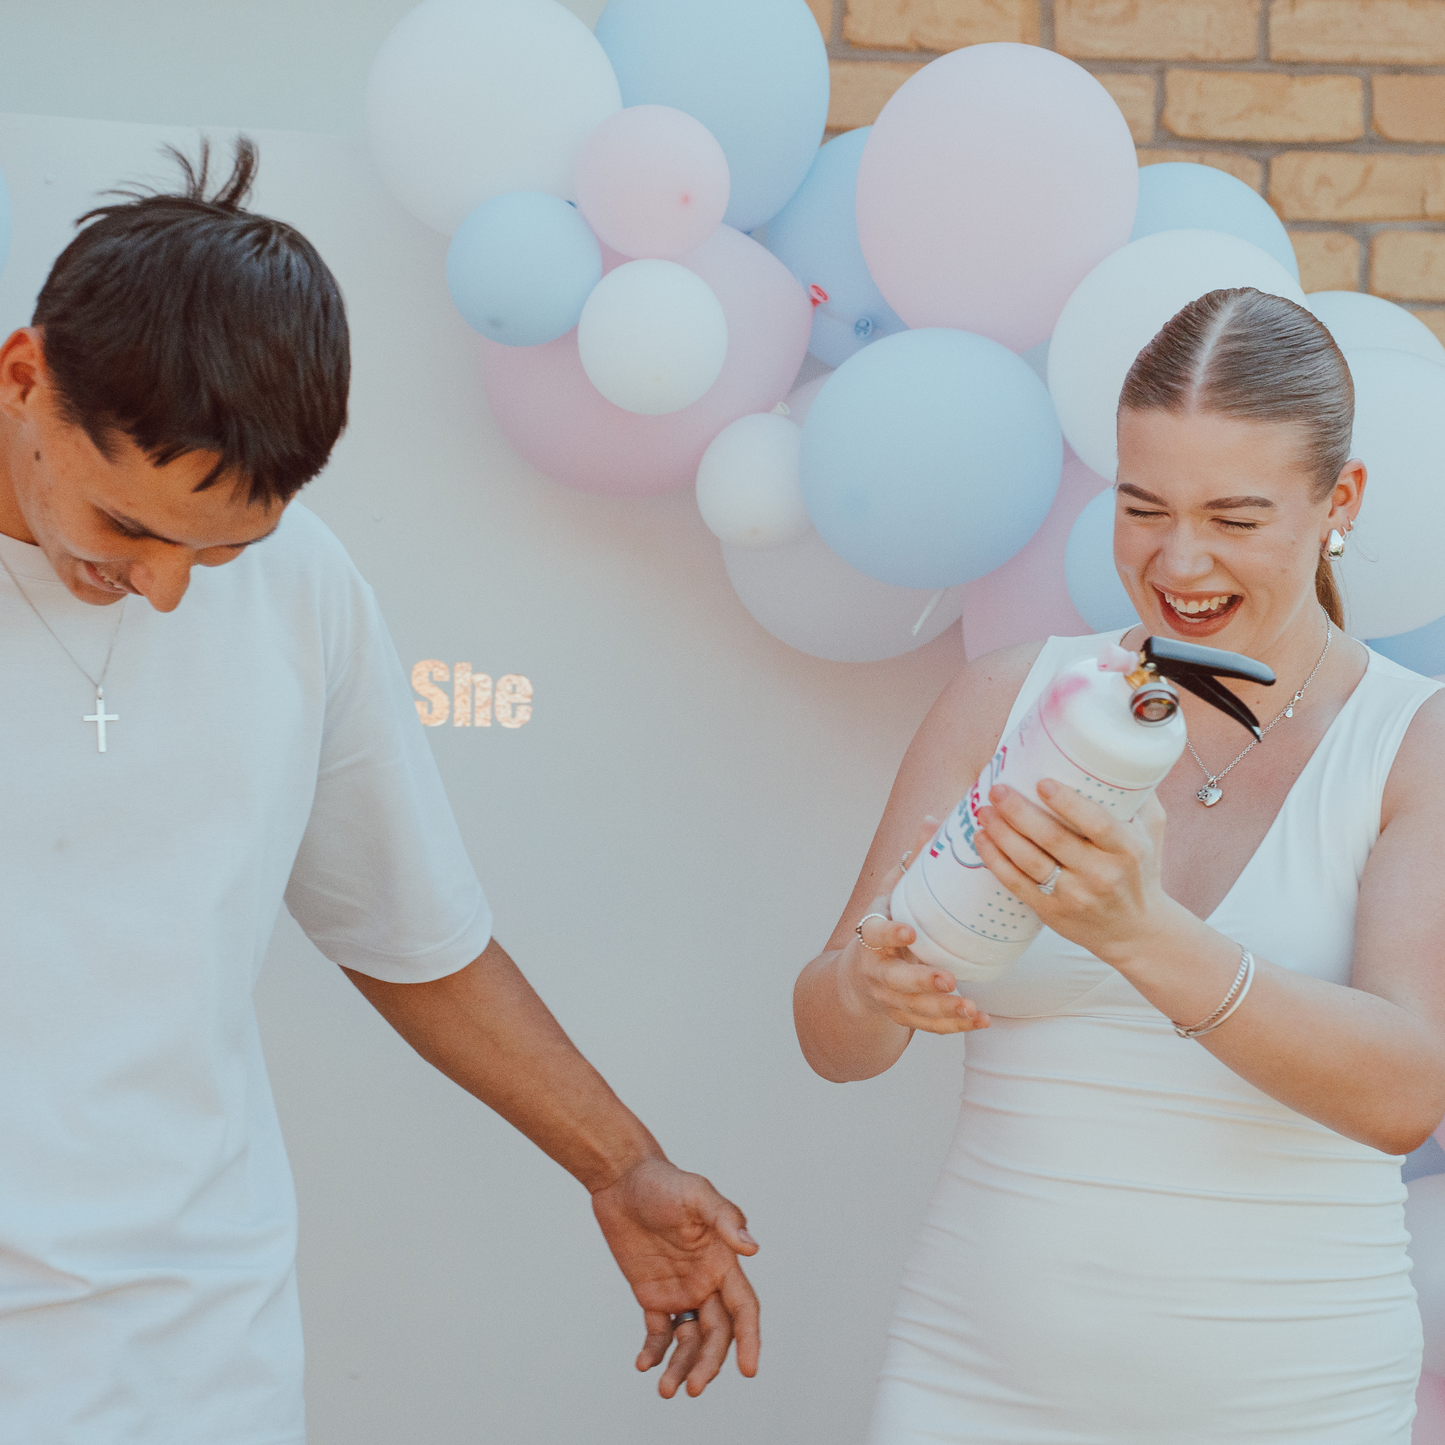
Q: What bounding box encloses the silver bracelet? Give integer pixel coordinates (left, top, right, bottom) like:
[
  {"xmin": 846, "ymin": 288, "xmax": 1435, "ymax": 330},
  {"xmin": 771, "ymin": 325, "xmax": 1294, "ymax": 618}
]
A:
[{"xmin": 1172, "ymin": 950, "xmax": 1255, "ymax": 1039}]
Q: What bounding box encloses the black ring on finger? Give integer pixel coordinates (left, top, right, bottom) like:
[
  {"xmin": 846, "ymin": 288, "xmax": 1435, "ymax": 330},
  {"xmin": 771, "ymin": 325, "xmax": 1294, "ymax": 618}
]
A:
[{"xmin": 673, "ymin": 1310, "xmax": 700, "ymax": 1325}]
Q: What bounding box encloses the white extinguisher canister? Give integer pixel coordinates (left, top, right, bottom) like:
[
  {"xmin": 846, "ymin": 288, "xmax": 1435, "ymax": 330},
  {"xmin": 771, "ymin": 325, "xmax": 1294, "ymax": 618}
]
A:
[{"xmin": 890, "ymin": 643, "xmax": 1189, "ymax": 983}]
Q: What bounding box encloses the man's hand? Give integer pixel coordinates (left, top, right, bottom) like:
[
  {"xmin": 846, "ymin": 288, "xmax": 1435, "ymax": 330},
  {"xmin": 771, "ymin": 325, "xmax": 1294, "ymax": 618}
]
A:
[
  {"xmin": 344, "ymin": 943, "xmax": 761, "ymax": 1397},
  {"xmin": 591, "ymin": 1157, "xmax": 759, "ymax": 1399}
]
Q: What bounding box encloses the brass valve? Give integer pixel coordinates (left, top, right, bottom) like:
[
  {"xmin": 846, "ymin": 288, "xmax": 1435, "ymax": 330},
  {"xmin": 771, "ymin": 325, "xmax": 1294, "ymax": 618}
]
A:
[{"xmin": 1124, "ymin": 656, "xmax": 1155, "ymax": 690}]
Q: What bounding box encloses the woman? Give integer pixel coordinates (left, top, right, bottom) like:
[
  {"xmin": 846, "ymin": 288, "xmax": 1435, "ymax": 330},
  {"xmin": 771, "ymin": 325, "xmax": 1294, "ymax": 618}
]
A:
[{"xmin": 794, "ymin": 288, "xmax": 1445, "ymax": 1442}]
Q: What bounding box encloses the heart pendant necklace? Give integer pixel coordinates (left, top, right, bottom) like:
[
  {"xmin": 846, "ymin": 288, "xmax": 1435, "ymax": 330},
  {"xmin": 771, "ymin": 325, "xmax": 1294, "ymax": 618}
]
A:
[{"xmin": 1186, "ymin": 618, "xmax": 1331, "ymax": 808}]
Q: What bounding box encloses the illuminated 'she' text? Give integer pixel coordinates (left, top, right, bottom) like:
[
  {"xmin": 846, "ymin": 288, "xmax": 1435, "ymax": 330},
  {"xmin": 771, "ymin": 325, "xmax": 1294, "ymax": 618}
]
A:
[{"xmin": 411, "ymin": 661, "xmax": 532, "ymax": 728}]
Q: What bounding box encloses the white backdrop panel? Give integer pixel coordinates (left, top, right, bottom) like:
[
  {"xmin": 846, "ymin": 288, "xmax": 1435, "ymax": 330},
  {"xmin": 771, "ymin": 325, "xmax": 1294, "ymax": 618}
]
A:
[
  {"xmin": 0, "ymin": 0, "xmax": 606, "ymax": 134},
  {"xmin": 0, "ymin": 112, "xmax": 970, "ymax": 1445}
]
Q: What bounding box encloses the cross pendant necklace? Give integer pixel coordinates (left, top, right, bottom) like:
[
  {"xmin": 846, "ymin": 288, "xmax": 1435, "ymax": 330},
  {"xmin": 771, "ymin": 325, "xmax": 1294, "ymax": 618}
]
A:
[
  {"xmin": 1187, "ymin": 618, "xmax": 1331, "ymax": 807},
  {"xmin": 84, "ymin": 685, "xmax": 120, "ymax": 752},
  {"xmin": 0, "ymin": 549, "xmax": 127, "ymax": 752}
]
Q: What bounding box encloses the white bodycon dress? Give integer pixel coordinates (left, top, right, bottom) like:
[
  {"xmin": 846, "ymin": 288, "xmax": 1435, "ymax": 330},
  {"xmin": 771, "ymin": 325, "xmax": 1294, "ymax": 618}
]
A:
[{"xmin": 867, "ymin": 632, "xmax": 1439, "ymax": 1445}]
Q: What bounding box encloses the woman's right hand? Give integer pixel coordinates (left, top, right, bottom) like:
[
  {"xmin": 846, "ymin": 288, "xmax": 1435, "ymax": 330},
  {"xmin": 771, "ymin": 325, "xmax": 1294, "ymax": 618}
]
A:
[{"xmin": 838, "ymin": 819, "xmax": 991, "ymax": 1037}]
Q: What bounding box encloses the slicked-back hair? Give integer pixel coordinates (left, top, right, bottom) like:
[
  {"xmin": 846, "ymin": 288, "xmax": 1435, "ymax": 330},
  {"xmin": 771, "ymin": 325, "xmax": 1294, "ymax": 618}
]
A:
[
  {"xmin": 32, "ymin": 137, "xmax": 349, "ymax": 508},
  {"xmin": 1118, "ymin": 287, "xmax": 1352, "ymax": 627}
]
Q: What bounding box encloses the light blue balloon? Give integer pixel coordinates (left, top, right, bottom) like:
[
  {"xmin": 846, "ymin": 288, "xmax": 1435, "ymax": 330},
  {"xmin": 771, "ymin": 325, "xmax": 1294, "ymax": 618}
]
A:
[
  {"xmin": 595, "ymin": 0, "xmax": 829, "ymax": 234},
  {"xmin": 1065, "ymin": 489, "xmax": 1138, "ymax": 632},
  {"xmin": 446, "ymin": 193, "xmax": 601, "ymax": 347},
  {"xmin": 0, "ymin": 167, "xmax": 10, "ymax": 281},
  {"xmin": 800, "ymin": 330, "xmax": 1062, "ymax": 590},
  {"xmin": 764, "ymin": 127, "xmax": 906, "ymax": 368},
  {"xmin": 1131, "ymin": 163, "xmax": 1299, "ymax": 282},
  {"xmin": 1369, "ymin": 611, "xmax": 1445, "ymax": 677}
]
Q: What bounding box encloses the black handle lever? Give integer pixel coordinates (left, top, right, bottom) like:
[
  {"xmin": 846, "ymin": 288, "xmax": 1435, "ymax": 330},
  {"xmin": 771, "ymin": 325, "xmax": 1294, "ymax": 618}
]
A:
[{"xmin": 1139, "ymin": 637, "xmax": 1276, "ymax": 741}]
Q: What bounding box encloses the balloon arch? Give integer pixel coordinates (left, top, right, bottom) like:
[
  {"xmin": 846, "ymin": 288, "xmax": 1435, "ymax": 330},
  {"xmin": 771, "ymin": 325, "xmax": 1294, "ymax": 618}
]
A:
[{"xmin": 365, "ymin": 0, "xmax": 1445, "ymax": 673}]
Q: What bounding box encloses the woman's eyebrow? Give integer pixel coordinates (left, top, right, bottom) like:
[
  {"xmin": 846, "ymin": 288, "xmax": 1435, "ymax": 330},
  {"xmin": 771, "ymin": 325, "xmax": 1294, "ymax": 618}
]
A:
[
  {"xmin": 1116, "ymin": 483, "xmax": 1167, "ymax": 504},
  {"xmin": 1115, "ymin": 484, "xmax": 1275, "ymax": 510}
]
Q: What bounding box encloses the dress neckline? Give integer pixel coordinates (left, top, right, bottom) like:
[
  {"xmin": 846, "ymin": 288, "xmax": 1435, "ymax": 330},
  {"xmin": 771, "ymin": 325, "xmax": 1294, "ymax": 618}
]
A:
[{"xmin": 1201, "ymin": 648, "xmax": 1376, "ymax": 927}]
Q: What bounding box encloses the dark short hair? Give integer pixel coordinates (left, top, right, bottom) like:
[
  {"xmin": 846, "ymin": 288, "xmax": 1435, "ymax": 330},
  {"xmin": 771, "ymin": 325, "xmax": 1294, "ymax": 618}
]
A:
[{"xmin": 32, "ymin": 137, "xmax": 350, "ymax": 507}]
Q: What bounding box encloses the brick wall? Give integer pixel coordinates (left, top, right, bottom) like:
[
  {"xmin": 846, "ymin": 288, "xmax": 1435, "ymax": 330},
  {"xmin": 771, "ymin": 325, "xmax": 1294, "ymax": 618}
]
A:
[{"xmin": 807, "ymin": 0, "xmax": 1445, "ymax": 343}]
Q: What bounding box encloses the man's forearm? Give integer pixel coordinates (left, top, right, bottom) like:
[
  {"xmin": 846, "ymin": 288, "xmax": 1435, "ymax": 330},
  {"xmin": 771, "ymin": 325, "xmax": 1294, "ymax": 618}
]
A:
[{"xmin": 343, "ymin": 938, "xmax": 665, "ymax": 1192}]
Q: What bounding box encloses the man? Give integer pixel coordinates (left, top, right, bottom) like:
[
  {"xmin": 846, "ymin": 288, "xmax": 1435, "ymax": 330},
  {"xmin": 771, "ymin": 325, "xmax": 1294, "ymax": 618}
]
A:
[{"xmin": 0, "ymin": 139, "xmax": 758, "ymax": 1443}]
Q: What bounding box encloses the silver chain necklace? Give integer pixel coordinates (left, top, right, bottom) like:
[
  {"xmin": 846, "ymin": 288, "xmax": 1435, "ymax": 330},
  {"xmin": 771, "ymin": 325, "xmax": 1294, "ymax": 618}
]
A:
[
  {"xmin": 0, "ymin": 548, "xmax": 127, "ymax": 752},
  {"xmin": 1187, "ymin": 617, "xmax": 1332, "ymax": 807}
]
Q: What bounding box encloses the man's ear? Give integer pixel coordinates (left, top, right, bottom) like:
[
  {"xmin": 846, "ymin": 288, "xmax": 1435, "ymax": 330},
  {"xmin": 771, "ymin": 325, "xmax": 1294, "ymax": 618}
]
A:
[{"xmin": 0, "ymin": 327, "xmax": 46, "ymax": 417}]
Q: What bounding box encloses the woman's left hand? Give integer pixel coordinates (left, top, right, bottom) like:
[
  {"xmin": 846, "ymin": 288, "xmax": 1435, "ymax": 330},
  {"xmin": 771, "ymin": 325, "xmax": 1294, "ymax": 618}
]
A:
[{"xmin": 974, "ymin": 780, "xmax": 1170, "ymax": 965}]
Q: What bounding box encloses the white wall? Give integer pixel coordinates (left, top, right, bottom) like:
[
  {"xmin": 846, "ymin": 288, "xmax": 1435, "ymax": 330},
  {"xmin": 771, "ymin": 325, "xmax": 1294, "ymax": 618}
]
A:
[
  {"xmin": 0, "ymin": 14, "xmax": 972, "ymax": 1441},
  {"xmin": 0, "ymin": 0, "xmax": 605, "ymax": 134}
]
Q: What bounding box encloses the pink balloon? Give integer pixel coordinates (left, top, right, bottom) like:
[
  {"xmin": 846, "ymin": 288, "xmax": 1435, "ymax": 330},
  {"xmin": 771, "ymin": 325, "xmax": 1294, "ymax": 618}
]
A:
[
  {"xmin": 856, "ymin": 44, "xmax": 1137, "ymax": 352},
  {"xmin": 575, "ymin": 105, "xmax": 730, "ymax": 260},
  {"xmin": 481, "ymin": 225, "xmax": 811, "ymax": 496},
  {"xmin": 961, "ymin": 446, "xmax": 1105, "ymax": 658},
  {"xmin": 1416, "ymin": 1369, "xmax": 1445, "ymax": 1443}
]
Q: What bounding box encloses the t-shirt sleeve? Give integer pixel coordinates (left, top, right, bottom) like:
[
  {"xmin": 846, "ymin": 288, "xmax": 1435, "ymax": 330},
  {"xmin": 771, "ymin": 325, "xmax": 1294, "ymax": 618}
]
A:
[{"xmin": 283, "ymin": 586, "xmax": 492, "ymax": 983}]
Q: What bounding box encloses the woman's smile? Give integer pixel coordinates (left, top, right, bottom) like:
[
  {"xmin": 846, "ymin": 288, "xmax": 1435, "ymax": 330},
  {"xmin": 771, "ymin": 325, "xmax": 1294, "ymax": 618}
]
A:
[{"xmin": 1152, "ymin": 585, "xmax": 1243, "ymax": 637}]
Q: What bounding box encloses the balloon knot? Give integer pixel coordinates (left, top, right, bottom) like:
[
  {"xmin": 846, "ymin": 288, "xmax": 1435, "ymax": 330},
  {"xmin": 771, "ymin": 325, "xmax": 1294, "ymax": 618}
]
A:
[{"xmin": 808, "ymin": 284, "xmax": 829, "ymax": 308}]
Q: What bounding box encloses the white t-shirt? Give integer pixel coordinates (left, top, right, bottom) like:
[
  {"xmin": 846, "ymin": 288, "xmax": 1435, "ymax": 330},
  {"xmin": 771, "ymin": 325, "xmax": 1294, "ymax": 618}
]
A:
[{"xmin": 0, "ymin": 503, "xmax": 492, "ymax": 1444}]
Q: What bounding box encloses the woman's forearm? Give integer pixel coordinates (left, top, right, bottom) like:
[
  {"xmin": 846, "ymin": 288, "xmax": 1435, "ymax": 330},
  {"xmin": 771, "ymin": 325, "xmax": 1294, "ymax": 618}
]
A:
[
  {"xmin": 793, "ymin": 947, "xmax": 913, "ymax": 1083},
  {"xmin": 1109, "ymin": 906, "xmax": 1445, "ymax": 1154}
]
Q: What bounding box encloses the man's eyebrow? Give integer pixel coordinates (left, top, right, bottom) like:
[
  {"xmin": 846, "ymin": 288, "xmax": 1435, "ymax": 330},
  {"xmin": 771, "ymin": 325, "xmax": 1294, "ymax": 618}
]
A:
[
  {"xmin": 1115, "ymin": 483, "xmax": 1275, "ymax": 510},
  {"xmin": 104, "ymin": 510, "xmax": 282, "ymax": 548}
]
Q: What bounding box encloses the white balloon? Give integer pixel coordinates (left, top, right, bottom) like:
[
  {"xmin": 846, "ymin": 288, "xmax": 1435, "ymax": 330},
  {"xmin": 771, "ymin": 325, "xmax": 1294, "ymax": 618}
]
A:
[
  {"xmin": 1307, "ymin": 290, "xmax": 1445, "ymax": 368},
  {"xmin": 1406, "ymin": 1174, "xmax": 1445, "ymax": 1375},
  {"xmin": 1049, "ymin": 229, "xmax": 1306, "ymax": 481},
  {"xmin": 366, "ymin": 0, "xmax": 621, "ymax": 234},
  {"xmin": 577, "ymin": 259, "xmax": 728, "ymax": 414},
  {"xmin": 696, "ymin": 413, "xmax": 808, "ymax": 548},
  {"xmin": 722, "ymin": 528, "xmax": 966, "ymax": 663},
  {"xmin": 1064, "ymin": 487, "xmax": 1138, "ymax": 632},
  {"xmin": 1337, "ymin": 348, "xmax": 1445, "ymax": 638}
]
